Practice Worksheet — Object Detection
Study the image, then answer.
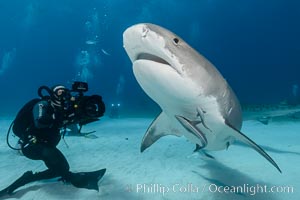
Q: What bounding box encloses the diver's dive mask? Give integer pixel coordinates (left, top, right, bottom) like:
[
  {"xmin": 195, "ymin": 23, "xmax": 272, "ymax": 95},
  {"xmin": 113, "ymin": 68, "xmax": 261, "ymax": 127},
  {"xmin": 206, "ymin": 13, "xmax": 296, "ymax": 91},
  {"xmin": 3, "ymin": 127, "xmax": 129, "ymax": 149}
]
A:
[{"xmin": 51, "ymin": 85, "xmax": 70, "ymax": 109}]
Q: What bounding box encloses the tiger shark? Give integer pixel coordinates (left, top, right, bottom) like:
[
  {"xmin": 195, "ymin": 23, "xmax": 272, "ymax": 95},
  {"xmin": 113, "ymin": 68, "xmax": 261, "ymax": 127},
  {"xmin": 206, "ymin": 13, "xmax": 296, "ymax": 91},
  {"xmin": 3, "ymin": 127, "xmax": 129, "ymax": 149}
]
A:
[{"xmin": 123, "ymin": 23, "xmax": 281, "ymax": 173}]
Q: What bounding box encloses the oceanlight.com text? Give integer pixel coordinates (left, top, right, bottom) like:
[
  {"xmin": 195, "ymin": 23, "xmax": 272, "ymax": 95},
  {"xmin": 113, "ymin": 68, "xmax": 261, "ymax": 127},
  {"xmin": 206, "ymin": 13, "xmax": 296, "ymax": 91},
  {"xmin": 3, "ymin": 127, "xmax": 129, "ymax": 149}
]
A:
[
  {"xmin": 208, "ymin": 183, "xmax": 294, "ymax": 196},
  {"xmin": 131, "ymin": 183, "xmax": 294, "ymax": 196}
]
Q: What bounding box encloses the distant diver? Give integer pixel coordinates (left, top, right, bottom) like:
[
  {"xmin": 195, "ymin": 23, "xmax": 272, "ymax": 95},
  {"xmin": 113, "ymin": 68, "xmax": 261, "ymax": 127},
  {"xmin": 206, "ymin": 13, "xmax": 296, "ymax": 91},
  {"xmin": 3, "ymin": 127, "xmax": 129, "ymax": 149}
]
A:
[
  {"xmin": 109, "ymin": 103, "xmax": 121, "ymax": 118},
  {"xmin": 0, "ymin": 81, "xmax": 106, "ymax": 197}
]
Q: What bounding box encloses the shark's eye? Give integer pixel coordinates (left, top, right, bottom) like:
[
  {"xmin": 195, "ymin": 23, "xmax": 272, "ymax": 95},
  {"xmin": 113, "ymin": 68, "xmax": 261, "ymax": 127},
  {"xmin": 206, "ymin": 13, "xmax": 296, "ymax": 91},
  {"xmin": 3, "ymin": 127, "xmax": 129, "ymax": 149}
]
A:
[{"xmin": 173, "ymin": 38, "xmax": 179, "ymax": 45}]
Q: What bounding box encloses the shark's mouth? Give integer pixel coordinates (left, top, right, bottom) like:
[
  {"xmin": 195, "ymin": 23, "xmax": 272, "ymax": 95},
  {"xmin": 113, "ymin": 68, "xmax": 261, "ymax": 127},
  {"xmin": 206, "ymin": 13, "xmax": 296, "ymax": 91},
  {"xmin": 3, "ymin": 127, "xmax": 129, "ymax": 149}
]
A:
[
  {"xmin": 136, "ymin": 53, "xmax": 170, "ymax": 65},
  {"xmin": 136, "ymin": 53, "xmax": 181, "ymax": 74}
]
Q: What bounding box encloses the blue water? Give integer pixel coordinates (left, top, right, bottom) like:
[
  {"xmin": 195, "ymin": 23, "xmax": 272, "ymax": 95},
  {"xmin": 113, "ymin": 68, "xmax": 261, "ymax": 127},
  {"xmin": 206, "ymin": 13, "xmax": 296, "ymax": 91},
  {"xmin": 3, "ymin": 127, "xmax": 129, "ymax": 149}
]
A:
[{"xmin": 0, "ymin": 0, "xmax": 299, "ymax": 116}]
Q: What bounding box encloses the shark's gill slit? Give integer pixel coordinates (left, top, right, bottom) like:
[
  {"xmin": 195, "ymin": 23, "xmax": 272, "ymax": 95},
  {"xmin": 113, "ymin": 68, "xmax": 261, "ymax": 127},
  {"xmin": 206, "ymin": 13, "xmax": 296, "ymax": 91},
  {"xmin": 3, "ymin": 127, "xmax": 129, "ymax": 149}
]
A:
[{"xmin": 137, "ymin": 53, "xmax": 170, "ymax": 65}]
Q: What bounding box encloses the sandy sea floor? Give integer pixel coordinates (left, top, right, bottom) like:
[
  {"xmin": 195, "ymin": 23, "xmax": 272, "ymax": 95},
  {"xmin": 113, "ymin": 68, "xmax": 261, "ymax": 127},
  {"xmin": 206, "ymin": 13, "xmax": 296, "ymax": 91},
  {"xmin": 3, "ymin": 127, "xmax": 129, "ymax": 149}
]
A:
[{"xmin": 0, "ymin": 117, "xmax": 299, "ymax": 200}]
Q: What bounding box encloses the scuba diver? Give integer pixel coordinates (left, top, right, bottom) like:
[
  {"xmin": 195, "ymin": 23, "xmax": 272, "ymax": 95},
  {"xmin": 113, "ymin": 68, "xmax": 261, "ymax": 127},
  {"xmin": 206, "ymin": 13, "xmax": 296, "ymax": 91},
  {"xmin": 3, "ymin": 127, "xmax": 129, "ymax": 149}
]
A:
[
  {"xmin": 109, "ymin": 103, "xmax": 121, "ymax": 118},
  {"xmin": 0, "ymin": 82, "xmax": 106, "ymax": 197}
]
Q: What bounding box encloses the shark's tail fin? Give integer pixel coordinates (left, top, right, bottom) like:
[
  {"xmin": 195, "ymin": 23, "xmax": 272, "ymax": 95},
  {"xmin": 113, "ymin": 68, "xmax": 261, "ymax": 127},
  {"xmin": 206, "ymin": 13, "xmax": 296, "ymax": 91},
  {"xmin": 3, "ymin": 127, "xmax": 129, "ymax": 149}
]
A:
[{"xmin": 225, "ymin": 120, "xmax": 282, "ymax": 173}]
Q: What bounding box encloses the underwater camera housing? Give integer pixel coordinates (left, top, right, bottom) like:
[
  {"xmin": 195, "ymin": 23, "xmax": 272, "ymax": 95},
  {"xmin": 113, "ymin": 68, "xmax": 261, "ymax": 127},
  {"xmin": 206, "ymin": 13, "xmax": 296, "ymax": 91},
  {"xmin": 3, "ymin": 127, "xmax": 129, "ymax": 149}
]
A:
[
  {"xmin": 66, "ymin": 81, "xmax": 105, "ymax": 126},
  {"xmin": 38, "ymin": 81, "xmax": 105, "ymax": 126},
  {"xmin": 72, "ymin": 81, "xmax": 88, "ymax": 93}
]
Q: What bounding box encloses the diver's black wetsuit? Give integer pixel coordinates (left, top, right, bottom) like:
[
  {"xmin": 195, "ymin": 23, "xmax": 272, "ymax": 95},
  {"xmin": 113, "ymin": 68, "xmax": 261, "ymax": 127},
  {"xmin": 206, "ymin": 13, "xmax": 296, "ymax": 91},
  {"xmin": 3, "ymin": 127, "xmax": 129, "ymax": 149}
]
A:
[
  {"xmin": 0, "ymin": 100, "xmax": 105, "ymax": 196},
  {"xmin": 21, "ymin": 100, "xmax": 71, "ymax": 178},
  {"xmin": 21, "ymin": 100, "xmax": 71, "ymax": 177}
]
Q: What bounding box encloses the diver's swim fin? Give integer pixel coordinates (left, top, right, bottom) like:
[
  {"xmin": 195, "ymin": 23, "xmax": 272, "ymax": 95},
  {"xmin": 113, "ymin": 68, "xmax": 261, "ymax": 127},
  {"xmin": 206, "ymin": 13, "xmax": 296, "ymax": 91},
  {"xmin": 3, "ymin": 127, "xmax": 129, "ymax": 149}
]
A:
[
  {"xmin": 0, "ymin": 169, "xmax": 106, "ymax": 198},
  {"xmin": 69, "ymin": 168, "xmax": 106, "ymax": 191},
  {"xmin": 0, "ymin": 171, "xmax": 35, "ymax": 198}
]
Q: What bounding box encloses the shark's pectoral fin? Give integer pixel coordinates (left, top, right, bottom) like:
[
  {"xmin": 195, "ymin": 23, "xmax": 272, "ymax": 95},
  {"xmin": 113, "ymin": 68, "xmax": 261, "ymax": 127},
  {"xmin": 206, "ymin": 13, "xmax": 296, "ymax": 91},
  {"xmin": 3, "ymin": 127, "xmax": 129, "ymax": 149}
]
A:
[
  {"xmin": 225, "ymin": 120, "xmax": 282, "ymax": 173},
  {"xmin": 175, "ymin": 115, "xmax": 207, "ymax": 149},
  {"xmin": 141, "ymin": 112, "xmax": 180, "ymax": 152}
]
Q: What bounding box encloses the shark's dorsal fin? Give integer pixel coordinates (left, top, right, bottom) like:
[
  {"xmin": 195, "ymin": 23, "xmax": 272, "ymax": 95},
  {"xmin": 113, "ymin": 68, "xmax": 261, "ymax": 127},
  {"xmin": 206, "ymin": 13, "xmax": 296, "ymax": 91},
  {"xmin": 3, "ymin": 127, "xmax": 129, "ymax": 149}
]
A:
[
  {"xmin": 225, "ymin": 120, "xmax": 282, "ymax": 173},
  {"xmin": 141, "ymin": 112, "xmax": 181, "ymax": 152},
  {"xmin": 175, "ymin": 115, "xmax": 208, "ymax": 149}
]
